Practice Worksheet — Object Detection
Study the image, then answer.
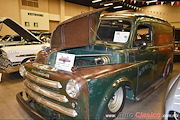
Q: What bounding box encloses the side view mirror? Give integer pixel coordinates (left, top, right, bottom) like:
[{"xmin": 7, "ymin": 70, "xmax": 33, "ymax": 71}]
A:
[
  {"xmin": 135, "ymin": 34, "xmax": 148, "ymax": 49},
  {"xmin": 139, "ymin": 41, "xmax": 147, "ymax": 49},
  {"xmin": 134, "ymin": 39, "xmax": 147, "ymax": 47}
]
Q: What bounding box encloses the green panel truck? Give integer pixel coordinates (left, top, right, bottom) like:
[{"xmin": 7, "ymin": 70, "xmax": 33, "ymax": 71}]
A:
[{"xmin": 17, "ymin": 8, "xmax": 174, "ymax": 120}]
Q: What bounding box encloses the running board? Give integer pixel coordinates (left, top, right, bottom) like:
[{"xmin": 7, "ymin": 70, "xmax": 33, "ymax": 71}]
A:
[{"xmin": 135, "ymin": 78, "xmax": 165, "ymax": 101}]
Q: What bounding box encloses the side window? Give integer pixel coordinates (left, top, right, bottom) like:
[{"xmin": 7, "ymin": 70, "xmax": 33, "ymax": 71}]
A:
[{"xmin": 134, "ymin": 25, "xmax": 152, "ymax": 47}]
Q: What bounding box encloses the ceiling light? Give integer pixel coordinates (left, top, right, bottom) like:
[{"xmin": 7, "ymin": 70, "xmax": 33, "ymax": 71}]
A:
[
  {"xmin": 114, "ymin": 6, "xmax": 123, "ymax": 9},
  {"xmin": 92, "ymin": 0, "xmax": 102, "ymax": 3},
  {"xmin": 148, "ymin": 0, "xmax": 158, "ymax": 3},
  {"xmin": 104, "ymin": 3, "xmax": 113, "ymax": 6}
]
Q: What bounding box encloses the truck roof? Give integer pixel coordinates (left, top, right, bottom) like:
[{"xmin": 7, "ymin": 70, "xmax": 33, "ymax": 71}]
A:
[{"xmin": 101, "ymin": 12, "xmax": 170, "ymax": 25}]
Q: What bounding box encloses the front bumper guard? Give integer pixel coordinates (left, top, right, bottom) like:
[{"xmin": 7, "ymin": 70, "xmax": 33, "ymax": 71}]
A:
[{"xmin": 16, "ymin": 92, "xmax": 45, "ymax": 120}]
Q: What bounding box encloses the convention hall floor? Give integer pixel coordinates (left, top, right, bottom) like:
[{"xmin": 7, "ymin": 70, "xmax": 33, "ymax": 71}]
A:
[{"xmin": 0, "ymin": 62, "xmax": 179, "ymax": 120}]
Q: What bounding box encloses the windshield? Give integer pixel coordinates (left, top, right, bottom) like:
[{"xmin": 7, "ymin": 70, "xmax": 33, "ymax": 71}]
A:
[{"xmin": 97, "ymin": 19, "xmax": 131, "ymax": 43}]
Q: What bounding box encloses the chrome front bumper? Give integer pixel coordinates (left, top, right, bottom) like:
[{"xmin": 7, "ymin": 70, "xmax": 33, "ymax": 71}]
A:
[
  {"xmin": 0, "ymin": 65, "xmax": 19, "ymax": 73},
  {"xmin": 16, "ymin": 92, "xmax": 46, "ymax": 120},
  {"xmin": 0, "ymin": 56, "xmax": 21, "ymax": 73}
]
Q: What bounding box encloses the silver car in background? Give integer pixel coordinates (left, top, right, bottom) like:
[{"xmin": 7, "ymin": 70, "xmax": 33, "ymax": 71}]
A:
[
  {"xmin": 164, "ymin": 73, "xmax": 180, "ymax": 120},
  {"xmin": 0, "ymin": 18, "xmax": 49, "ymax": 81}
]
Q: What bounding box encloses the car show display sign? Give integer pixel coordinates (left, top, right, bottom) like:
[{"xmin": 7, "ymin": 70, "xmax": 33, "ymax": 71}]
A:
[{"xmin": 55, "ymin": 53, "xmax": 75, "ymax": 72}]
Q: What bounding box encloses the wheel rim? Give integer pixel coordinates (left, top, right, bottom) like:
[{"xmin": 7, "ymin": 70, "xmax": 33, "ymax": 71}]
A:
[
  {"xmin": 164, "ymin": 64, "xmax": 170, "ymax": 78},
  {"xmin": 166, "ymin": 65, "xmax": 170, "ymax": 76},
  {"xmin": 108, "ymin": 87, "xmax": 124, "ymax": 113}
]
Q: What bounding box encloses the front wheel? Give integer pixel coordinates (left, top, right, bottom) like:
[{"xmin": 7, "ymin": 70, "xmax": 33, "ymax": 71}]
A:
[
  {"xmin": 103, "ymin": 86, "xmax": 125, "ymax": 120},
  {"xmin": 21, "ymin": 57, "xmax": 35, "ymax": 64}
]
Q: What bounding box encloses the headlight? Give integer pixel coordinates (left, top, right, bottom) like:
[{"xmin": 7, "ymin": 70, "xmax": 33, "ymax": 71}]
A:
[
  {"xmin": 19, "ymin": 65, "xmax": 26, "ymax": 77},
  {"xmin": 66, "ymin": 79, "xmax": 80, "ymax": 99}
]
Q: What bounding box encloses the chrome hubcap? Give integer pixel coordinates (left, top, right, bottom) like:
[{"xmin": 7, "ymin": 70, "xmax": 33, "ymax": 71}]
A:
[{"xmin": 108, "ymin": 87, "xmax": 124, "ymax": 113}]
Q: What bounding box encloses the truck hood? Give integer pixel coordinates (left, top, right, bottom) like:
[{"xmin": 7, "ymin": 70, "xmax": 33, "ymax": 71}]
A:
[
  {"xmin": 51, "ymin": 8, "xmax": 106, "ymax": 50},
  {"xmin": 0, "ymin": 17, "xmax": 40, "ymax": 42}
]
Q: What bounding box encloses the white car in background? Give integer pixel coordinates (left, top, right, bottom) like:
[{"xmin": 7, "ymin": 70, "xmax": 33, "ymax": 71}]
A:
[
  {"xmin": 0, "ymin": 17, "xmax": 49, "ymax": 80},
  {"xmin": 164, "ymin": 73, "xmax": 180, "ymax": 120}
]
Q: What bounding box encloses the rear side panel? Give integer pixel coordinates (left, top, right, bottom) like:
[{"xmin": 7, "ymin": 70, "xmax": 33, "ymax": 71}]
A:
[{"xmin": 152, "ymin": 22, "xmax": 174, "ymax": 80}]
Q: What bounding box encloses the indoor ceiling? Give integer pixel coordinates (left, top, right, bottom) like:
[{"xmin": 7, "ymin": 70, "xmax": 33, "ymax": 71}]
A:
[{"xmin": 65, "ymin": 0, "xmax": 178, "ymax": 12}]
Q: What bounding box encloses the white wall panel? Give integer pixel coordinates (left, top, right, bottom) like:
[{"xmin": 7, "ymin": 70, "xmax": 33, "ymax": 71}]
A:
[{"xmin": 21, "ymin": 9, "xmax": 49, "ymax": 30}]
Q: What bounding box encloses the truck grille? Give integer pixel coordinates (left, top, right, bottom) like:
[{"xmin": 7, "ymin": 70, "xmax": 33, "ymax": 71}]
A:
[
  {"xmin": 24, "ymin": 71, "xmax": 78, "ymax": 117},
  {"xmin": 25, "ymin": 72, "xmax": 62, "ymax": 89}
]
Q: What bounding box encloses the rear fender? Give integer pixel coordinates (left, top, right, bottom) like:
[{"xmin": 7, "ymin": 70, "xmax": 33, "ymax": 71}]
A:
[{"xmin": 163, "ymin": 58, "xmax": 173, "ymax": 78}]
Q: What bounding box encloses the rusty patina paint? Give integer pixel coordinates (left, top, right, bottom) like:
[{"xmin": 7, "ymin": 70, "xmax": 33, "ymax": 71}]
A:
[
  {"xmin": 36, "ymin": 8, "xmax": 106, "ymax": 64},
  {"xmin": 51, "ymin": 8, "xmax": 107, "ymax": 50},
  {"xmin": 75, "ymin": 63, "xmax": 134, "ymax": 79},
  {"xmin": 17, "ymin": 8, "xmax": 175, "ymax": 120}
]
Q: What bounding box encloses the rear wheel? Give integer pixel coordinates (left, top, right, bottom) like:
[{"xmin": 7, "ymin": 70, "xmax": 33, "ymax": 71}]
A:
[
  {"xmin": 103, "ymin": 86, "xmax": 125, "ymax": 120},
  {"xmin": 163, "ymin": 64, "xmax": 171, "ymax": 78}
]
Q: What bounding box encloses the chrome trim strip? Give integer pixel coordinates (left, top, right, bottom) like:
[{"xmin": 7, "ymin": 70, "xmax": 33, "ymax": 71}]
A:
[
  {"xmin": 12, "ymin": 62, "xmax": 21, "ymax": 66},
  {"xmin": 25, "ymin": 88, "xmax": 78, "ymax": 117},
  {"xmin": 25, "ymin": 72, "xmax": 62, "ymax": 88},
  {"xmin": 16, "ymin": 54, "xmax": 36, "ymax": 57},
  {"xmin": 24, "ymin": 80, "xmax": 68, "ymax": 103}
]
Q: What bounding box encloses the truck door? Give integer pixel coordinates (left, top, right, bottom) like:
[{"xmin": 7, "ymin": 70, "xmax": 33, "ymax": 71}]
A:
[{"xmin": 133, "ymin": 24, "xmax": 156, "ymax": 94}]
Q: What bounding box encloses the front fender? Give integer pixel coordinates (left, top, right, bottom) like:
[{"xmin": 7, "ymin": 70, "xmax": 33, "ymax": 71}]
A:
[{"xmin": 76, "ymin": 63, "xmax": 138, "ymax": 119}]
